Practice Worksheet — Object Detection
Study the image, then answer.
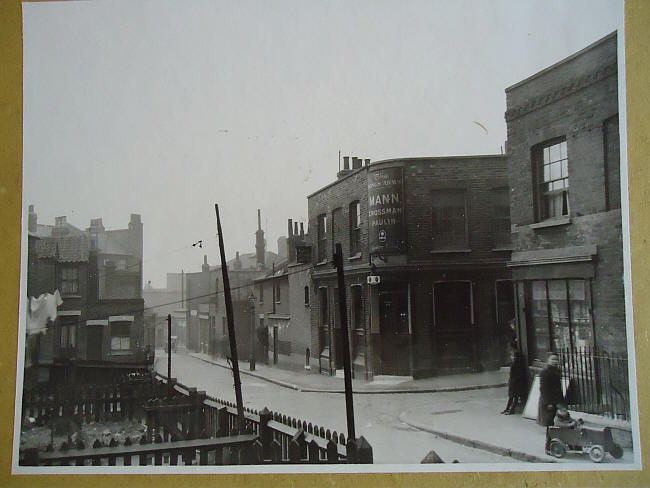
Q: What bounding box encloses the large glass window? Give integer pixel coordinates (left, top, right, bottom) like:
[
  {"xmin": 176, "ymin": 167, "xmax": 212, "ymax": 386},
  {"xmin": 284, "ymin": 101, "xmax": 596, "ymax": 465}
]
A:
[
  {"xmin": 432, "ymin": 190, "xmax": 468, "ymax": 250},
  {"xmin": 535, "ymin": 139, "xmax": 569, "ymax": 220},
  {"xmin": 527, "ymin": 279, "xmax": 593, "ymax": 359}
]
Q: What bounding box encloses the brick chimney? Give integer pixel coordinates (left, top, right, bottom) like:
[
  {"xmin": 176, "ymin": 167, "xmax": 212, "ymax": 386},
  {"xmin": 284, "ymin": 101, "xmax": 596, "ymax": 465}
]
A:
[
  {"xmin": 337, "ymin": 156, "xmax": 352, "ymax": 179},
  {"xmin": 28, "ymin": 205, "xmax": 37, "ymax": 233},
  {"xmin": 255, "ymin": 209, "xmax": 266, "ymax": 269}
]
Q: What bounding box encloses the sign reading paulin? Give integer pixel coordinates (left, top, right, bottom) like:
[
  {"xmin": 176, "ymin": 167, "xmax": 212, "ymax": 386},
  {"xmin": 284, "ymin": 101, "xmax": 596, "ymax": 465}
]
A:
[{"xmin": 368, "ymin": 165, "xmax": 405, "ymax": 253}]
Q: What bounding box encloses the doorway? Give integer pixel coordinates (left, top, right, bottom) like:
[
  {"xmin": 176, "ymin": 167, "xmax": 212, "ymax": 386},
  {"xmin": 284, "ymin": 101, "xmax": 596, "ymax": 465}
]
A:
[{"xmin": 379, "ymin": 290, "xmax": 411, "ymax": 375}]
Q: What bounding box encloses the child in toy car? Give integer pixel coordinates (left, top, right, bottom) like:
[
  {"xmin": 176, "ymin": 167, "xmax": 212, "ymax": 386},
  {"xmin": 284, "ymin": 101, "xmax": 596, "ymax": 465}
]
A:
[{"xmin": 545, "ymin": 405, "xmax": 624, "ymax": 462}]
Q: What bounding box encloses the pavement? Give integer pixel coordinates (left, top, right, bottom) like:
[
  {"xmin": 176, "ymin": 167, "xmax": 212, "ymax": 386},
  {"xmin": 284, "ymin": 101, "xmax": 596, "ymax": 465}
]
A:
[{"xmin": 172, "ymin": 351, "xmax": 635, "ymax": 465}]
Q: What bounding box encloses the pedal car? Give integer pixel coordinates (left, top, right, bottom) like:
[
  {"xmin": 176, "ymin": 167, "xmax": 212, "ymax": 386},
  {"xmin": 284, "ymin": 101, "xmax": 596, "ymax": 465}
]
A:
[{"xmin": 545, "ymin": 424, "xmax": 624, "ymax": 462}]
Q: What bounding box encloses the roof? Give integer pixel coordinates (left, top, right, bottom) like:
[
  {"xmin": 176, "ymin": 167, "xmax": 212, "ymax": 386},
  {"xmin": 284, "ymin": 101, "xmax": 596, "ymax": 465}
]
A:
[
  {"xmin": 30, "ymin": 222, "xmax": 86, "ymax": 239},
  {"xmin": 35, "ymin": 235, "xmax": 90, "ymax": 262}
]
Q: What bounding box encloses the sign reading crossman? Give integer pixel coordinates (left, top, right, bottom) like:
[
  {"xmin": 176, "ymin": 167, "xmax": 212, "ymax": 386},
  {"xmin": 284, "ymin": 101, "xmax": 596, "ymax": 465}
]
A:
[{"xmin": 368, "ymin": 165, "xmax": 405, "ymax": 253}]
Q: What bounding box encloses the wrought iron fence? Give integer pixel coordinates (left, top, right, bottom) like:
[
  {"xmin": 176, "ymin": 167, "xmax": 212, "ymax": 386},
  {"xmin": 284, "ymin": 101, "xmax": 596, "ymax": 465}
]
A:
[{"xmin": 558, "ymin": 346, "xmax": 630, "ymax": 421}]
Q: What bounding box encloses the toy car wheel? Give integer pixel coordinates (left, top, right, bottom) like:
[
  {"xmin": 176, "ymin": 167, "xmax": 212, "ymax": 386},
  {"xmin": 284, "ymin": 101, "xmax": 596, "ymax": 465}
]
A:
[
  {"xmin": 610, "ymin": 443, "xmax": 624, "ymax": 459},
  {"xmin": 589, "ymin": 445, "xmax": 605, "ymax": 463},
  {"xmin": 549, "ymin": 440, "xmax": 566, "ymax": 458}
]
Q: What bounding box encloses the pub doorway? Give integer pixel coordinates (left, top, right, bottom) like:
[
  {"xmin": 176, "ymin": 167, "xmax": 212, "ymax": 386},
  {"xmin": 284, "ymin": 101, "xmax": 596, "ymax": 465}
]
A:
[{"xmin": 379, "ymin": 289, "xmax": 411, "ymax": 376}]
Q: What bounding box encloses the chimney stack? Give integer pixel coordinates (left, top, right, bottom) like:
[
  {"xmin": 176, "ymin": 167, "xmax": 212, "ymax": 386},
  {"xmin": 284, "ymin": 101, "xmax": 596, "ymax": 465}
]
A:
[
  {"xmin": 255, "ymin": 209, "xmax": 266, "ymax": 268},
  {"xmin": 28, "ymin": 205, "xmax": 37, "ymax": 233},
  {"xmin": 288, "ymin": 218, "xmax": 293, "ymax": 237},
  {"xmin": 300, "ymin": 222, "xmax": 305, "ymax": 237},
  {"xmin": 294, "ymin": 222, "xmax": 299, "ymax": 236},
  {"xmin": 343, "ymin": 156, "xmax": 350, "ymax": 170},
  {"xmin": 364, "ymin": 158, "xmax": 371, "ymax": 166}
]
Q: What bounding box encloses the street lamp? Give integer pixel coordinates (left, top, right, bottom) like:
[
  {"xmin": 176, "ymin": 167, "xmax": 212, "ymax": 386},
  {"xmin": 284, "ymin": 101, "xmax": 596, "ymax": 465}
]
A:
[{"xmin": 248, "ymin": 291, "xmax": 256, "ymax": 371}]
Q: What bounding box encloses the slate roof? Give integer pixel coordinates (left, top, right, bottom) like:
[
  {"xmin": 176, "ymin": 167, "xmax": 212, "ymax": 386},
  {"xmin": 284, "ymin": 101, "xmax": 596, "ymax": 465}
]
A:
[{"xmin": 35, "ymin": 235, "xmax": 90, "ymax": 262}]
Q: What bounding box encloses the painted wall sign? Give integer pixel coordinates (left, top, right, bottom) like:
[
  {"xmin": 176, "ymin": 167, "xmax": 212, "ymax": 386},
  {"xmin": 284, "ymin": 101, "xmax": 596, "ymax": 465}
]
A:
[{"xmin": 368, "ymin": 166, "xmax": 405, "ymax": 253}]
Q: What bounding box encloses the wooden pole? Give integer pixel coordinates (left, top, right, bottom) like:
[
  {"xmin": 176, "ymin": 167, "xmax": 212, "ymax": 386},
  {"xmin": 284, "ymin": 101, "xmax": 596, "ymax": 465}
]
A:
[
  {"xmin": 214, "ymin": 204, "xmax": 246, "ymax": 432},
  {"xmin": 333, "ymin": 243, "xmax": 355, "ymax": 442},
  {"xmin": 167, "ymin": 314, "xmax": 172, "ymax": 388}
]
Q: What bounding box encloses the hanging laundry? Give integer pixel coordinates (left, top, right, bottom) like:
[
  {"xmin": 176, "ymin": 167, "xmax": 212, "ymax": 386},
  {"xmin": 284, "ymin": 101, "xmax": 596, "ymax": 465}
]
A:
[{"xmin": 26, "ymin": 290, "xmax": 62, "ymax": 335}]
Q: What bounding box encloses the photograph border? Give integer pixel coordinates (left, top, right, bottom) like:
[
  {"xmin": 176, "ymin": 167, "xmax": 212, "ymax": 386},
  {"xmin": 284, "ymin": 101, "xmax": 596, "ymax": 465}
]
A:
[{"xmin": 1, "ymin": 0, "xmax": 649, "ymax": 486}]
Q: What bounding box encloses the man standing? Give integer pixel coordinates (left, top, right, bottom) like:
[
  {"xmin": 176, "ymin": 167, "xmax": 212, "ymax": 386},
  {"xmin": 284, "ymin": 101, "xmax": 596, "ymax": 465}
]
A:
[{"xmin": 538, "ymin": 353, "xmax": 564, "ymax": 426}]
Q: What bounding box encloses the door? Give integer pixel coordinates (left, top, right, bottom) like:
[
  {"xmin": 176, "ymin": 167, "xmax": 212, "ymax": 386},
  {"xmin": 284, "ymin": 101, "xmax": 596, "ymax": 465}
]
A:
[{"xmin": 379, "ymin": 291, "xmax": 410, "ymax": 375}]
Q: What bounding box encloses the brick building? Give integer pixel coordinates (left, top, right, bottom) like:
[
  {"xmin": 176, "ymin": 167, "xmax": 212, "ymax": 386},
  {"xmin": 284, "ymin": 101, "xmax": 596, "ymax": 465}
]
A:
[
  {"xmin": 253, "ymin": 219, "xmax": 311, "ymax": 371},
  {"xmin": 505, "ymin": 32, "xmax": 625, "ymax": 363},
  {"xmin": 25, "ymin": 206, "xmax": 151, "ymax": 386},
  {"xmin": 308, "ymin": 155, "xmax": 513, "ymax": 379}
]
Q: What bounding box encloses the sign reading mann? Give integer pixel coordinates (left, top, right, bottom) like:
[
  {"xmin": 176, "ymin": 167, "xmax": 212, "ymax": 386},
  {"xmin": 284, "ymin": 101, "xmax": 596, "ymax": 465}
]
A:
[{"xmin": 368, "ymin": 166, "xmax": 405, "ymax": 253}]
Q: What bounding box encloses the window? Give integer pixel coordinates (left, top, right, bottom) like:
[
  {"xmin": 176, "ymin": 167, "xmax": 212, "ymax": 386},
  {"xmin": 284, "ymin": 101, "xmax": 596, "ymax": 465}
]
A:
[
  {"xmin": 493, "ymin": 188, "xmax": 511, "ymax": 248},
  {"xmin": 59, "ymin": 322, "xmax": 76, "ymax": 349},
  {"xmin": 304, "ymin": 286, "xmax": 309, "ymax": 306},
  {"xmin": 349, "ymin": 201, "xmax": 361, "ymax": 255},
  {"xmin": 259, "ymin": 285, "xmax": 264, "ymax": 304},
  {"xmin": 318, "ymin": 288, "xmax": 329, "ymax": 353},
  {"xmin": 317, "ymin": 214, "xmax": 328, "ymax": 262},
  {"xmin": 274, "ymin": 280, "xmax": 281, "ymax": 303},
  {"xmin": 534, "ymin": 139, "xmax": 569, "ymax": 220},
  {"xmin": 433, "ymin": 281, "xmax": 473, "ymax": 329},
  {"xmin": 110, "ymin": 322, "xmax": 130, "ymax": 352},
  {"xmin": 527, "ymin": 279, "xmax": 593, "ymax": 360},
  {"xmin": 60, "ymin": 266, "xmax": 79, "ymax": 295},
  {"xmin": 431, "ymin": 190, "xmax": 468, "ymax": 250},
  {"xmin": 350, "ymin": 285, "xmax": 364, "ymax": 362},
  {"xmin": 331, "ymin": 208, "xmax": 342, "ymax": 255}
]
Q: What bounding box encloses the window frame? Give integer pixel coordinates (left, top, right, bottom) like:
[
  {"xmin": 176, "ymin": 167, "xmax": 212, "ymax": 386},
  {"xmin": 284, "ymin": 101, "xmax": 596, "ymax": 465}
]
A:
[
  {"xmin": 317, "ymin": 214, "xmax": 328, "ymax": 262},
  {"xmin": 431, "ymin": 189, "xmax": 469, "ymax": 251},
  {"xmin": 59, "ymin": 265, "xmax": 79, "ymax": 295},
  {"xmin": 533, "ymin": 138, "xmax": 570, "ymax": 221},
  {"xmin": 349, "ymin": 200, "xmax": 361, "ymax": 256}
]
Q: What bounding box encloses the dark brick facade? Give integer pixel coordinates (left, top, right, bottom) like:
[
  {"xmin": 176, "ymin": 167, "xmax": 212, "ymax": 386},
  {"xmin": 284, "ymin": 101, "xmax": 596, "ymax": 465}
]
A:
[
  {"xmin": 505, "ymin": 32, "xmax": 626, "ymax": 359},
  {"xmin": 308, "ymin": 156, "xmax": 513, "ymax": 378}
]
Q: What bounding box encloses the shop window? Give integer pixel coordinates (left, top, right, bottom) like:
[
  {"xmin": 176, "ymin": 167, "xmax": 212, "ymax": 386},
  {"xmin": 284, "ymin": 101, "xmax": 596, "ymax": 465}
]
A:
[
  {"xmin": 432, "ymin": 190, "xmax": 468, "ymax": 250},
  {"xmin": 349, "ymin": 201, "xmax": 361, "ymax": 255},
  {"xmin": 59, "ymin": 265, "xmax": 79, "ymax": 295},
  {"xmin": 533, "ymin": 139, "xmax": 569, "ymax": 221},
  {"xmin": 527, "ymin": 279, "xmax": 593, "ymax": 360},
  {"xmin": 317, "ymin": 214, "xmax": 328, "ymax": 262},
  {"xmin": 492, "ymin": 188, "xmax": 511, "ymax": 248},
  {"xmin": 110, "ymin": 321, "xmax": 131, "ymax": 352}
]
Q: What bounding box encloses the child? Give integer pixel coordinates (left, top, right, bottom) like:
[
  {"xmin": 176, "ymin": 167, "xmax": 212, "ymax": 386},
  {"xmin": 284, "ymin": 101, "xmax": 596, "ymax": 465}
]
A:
[
  {"xmin": 554, "ymin": 405, "xmax": 583, "ymax": 429},
  {"xmin": 501, "ymin": 351, "xmax": 528, "ymax": 414}
]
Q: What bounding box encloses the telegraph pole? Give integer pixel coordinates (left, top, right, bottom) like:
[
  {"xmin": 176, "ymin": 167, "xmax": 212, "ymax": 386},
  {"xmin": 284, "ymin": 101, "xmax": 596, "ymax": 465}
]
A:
[
  {"xmin": 333, "ymin": 243, "xmax": 356, "ymax": 442},
  {"xmin": 167, "ymin": 313, "xmax": 172, "ymax": 393},
  {"xmin": 214, "ymin": 204, "xmax": 246, "ymax": 432}
]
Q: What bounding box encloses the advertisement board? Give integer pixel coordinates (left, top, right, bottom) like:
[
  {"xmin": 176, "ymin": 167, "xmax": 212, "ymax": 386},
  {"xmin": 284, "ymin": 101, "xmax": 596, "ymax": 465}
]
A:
[{"xmin": 368, "ymin": 166, "xmax": 405, "ymax": 253}]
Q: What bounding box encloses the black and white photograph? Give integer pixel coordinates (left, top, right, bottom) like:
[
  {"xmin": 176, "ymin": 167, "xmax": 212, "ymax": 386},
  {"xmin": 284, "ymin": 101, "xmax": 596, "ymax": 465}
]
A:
[{"xmin": 14, "ymin": 0, "xmax": 640, "ymax": 474}]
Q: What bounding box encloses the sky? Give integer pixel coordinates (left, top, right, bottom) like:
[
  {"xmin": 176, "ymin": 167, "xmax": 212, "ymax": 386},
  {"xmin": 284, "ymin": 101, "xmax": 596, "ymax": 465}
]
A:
[{"xmin": 21, "ymin": 0, "xmax": 624, "ymax": 288}]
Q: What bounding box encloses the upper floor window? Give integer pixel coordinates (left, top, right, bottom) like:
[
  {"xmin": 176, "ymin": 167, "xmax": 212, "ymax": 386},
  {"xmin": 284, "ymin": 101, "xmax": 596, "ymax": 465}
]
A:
[
  {"xmin": 259, "ymin": 284, "xmax": 264, "ymax": 304},
  {"xmin": 304, "ymin": 286, "xmax": 309, "ymax": 306},
  {"xmin": 60, "ymin": 266, "xmax": 79, "ymax": 295},
  {"xmin": 274, "ymin": 280, "xmax": 281, "ymax": 303},
  {"xmin": 431, "ymin": 189, "xmax": 468, "ymax": 250},
  {"xmin": 317, "ymin": 214, "xmax": 327, "ymax": 262},
  {"xmin": 349, "ymin": 201, "xmax": 361, "ymax": 255},
  {"xmin": 534, "ymin": 139, "xmax": 569, "ymax": 221}
]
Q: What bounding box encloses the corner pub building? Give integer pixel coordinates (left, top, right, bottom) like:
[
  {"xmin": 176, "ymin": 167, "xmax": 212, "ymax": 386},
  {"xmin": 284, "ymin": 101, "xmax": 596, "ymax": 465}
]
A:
[{"xmin": 307, "ymin": 155, "xmax": 514, "ymax": 379}]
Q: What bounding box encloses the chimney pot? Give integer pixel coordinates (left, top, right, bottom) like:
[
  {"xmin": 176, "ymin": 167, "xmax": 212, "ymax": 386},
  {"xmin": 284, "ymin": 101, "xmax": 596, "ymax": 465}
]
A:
[
  {"xmin": 300, "ymin": 222, "xmax": 304, "ymax": 237},
  {"xmin": 294, "ymin": 222, "xmax": 299, "ymax": 236},
  {"xmin": 288, "ymin": 219, "xmax": 293, "ymax": 236},
  {"xmin": 364, "ymin": 158, "xmax": 371, "ymax": 166},
  {"xmin": 343, "ymin": 156, "xmax": 350, "ymax": 170}
]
